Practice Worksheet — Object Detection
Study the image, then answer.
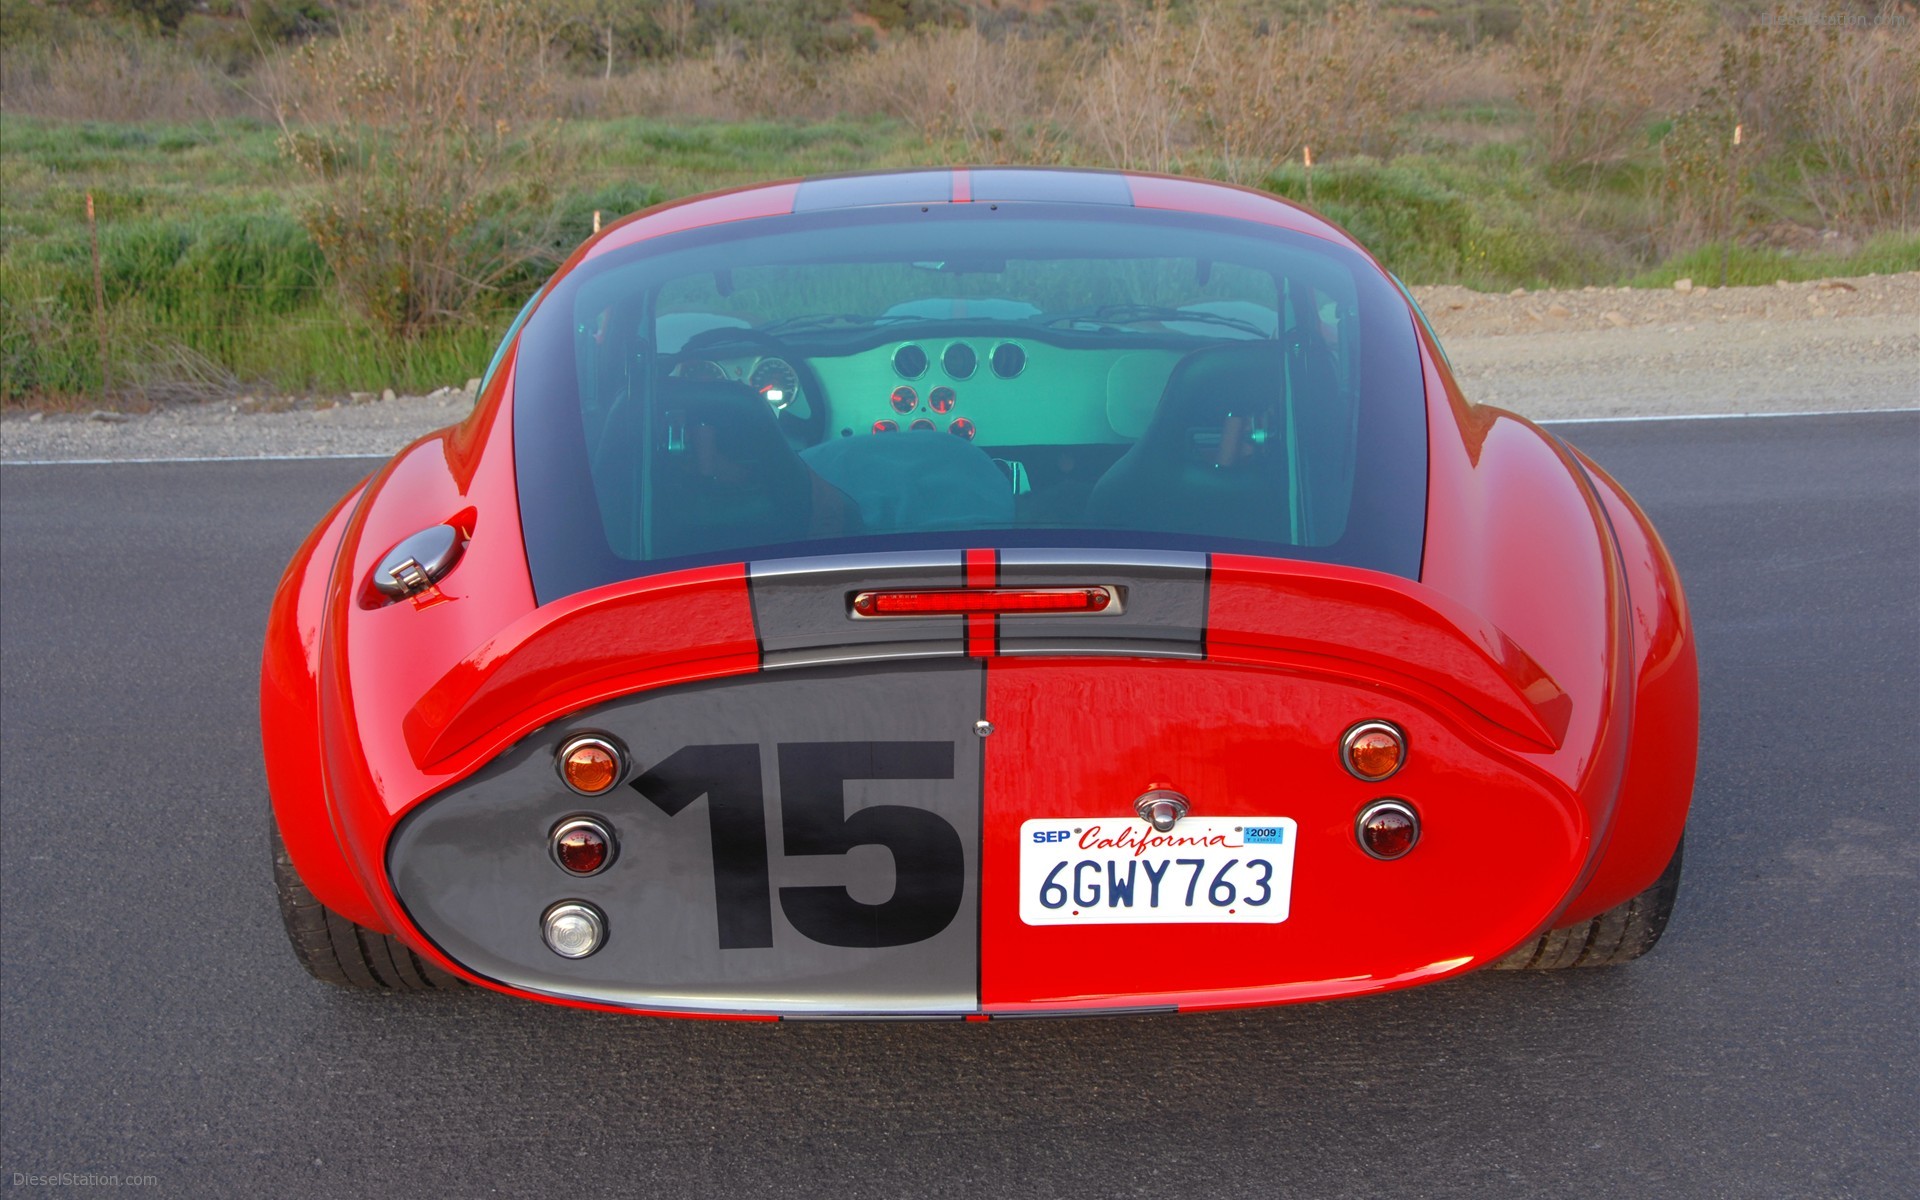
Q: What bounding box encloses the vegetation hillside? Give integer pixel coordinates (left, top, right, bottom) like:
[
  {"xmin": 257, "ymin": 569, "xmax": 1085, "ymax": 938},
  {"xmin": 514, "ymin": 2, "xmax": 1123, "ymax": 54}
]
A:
[{"xmin": 2, "ymin": 0, "xmax": 1914, "ymax": 404}]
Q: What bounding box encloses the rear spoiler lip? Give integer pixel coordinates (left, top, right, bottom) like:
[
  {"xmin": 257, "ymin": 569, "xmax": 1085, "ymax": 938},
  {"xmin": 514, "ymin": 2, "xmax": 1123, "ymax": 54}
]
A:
[
  {"xmin": 1205, "ymin": 554, "xmax": 1571, "ymax": 750},
  {"xmin": 402, "ymin": 551, "xmax": 1568, "ymax": 778},
  {"xmin": 402, "ymin": 562, "xmax": 760, "ymax": 773}
]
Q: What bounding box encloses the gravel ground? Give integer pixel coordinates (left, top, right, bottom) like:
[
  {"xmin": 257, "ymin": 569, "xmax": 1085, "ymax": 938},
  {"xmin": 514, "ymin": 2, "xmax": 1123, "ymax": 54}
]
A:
[
  {"xmin": 1417, "ymin": 272, "xmax": 1918, "ymax": 420},
  {"xmin": 3, "ymin": 274, "xmax": 1914, "ymax": 463}
]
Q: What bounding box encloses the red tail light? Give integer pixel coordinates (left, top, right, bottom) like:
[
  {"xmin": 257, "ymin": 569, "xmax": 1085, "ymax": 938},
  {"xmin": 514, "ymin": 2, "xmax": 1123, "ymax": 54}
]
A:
[
  {"xmin": 1356, "ymin": 800, "xmax": 1419, "ymax": 860},
  {"xmin": 851, "ymin": 587, "xmax": 1116, "ymax": 617}
]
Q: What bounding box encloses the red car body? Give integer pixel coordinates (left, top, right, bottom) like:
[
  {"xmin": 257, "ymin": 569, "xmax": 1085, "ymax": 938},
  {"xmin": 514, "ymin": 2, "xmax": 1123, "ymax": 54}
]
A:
[{"xmin": 263, "ymin": 169, "xmax": 1696, "ymax": 1018}]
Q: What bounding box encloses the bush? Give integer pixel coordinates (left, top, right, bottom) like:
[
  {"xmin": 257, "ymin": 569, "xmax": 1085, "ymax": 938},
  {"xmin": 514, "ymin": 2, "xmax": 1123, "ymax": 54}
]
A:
[
  {"xmin": 270, "ymin": 0, "xmax": 562, "ymax": 338},
  {"xmin": 839, "ymin": 25, "xmax": 1069, "ymax": 162},
  {"xmin": 1184, "ymin": 4, "xmax": 1436, "ymax": 184},
  {"xmin": 1516, "ymin": 0, "xmax": 1710, "ymax": 167},
  {"xmin": 1797, "ymin": 21, "xmax": 1920, "ymax": 231},
  {"xmin": 1263, "ymin": 155, "xmax": 1605, "ymax": 288},
  {"xmin": 0, "ymin": 22, "xmax": 254, "ymax": 121}
]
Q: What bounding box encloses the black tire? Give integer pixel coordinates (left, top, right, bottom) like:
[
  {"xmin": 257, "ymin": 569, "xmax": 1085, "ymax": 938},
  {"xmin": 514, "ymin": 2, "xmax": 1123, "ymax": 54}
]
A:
[
  {"xmin": 1491, "ymin": 836, "xmax": 1684, "ymax": 970},
  {"xmin": 272, "ymin": 815, "xmax": 463, "ymax": 991}
]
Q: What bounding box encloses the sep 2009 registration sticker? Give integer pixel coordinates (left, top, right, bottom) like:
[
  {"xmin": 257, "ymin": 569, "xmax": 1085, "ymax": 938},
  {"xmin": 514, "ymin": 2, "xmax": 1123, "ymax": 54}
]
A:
[{"xmin": 1018, "ymin": 817, "xmax": 1297, "ymax": 926}]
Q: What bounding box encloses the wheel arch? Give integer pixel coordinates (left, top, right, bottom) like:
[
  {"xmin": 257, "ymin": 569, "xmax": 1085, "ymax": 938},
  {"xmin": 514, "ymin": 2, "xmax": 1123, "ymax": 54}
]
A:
[
  {"xmin": 1555, "ymin": 447, "xmax": 1698, "ymax": 924},
  {"xmin": 261, "ymin": 477, "xmax": 388, "ymax": 929}
]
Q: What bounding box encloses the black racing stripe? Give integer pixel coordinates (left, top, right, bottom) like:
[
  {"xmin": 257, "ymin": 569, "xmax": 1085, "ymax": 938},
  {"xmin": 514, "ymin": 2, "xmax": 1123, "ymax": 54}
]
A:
[
  {"xmin": 1199, "ymin": 552, "xmax": 1213, "ymax": 659},
  {"xmin": 744, "ymin": 559, "xmax": 768, "ymax": 671},
  {"xmin": 748, "ymin": 551, "xmax": 968, "ymax": 667},
  {"xmin": 969, "ymin": 169, "xmax": 1134, "ymax": 206},
  {"xmin": 792, "ymin": 171, "xmax": 953, "ymax": 212},
  {"xmin": 973, "ymin": 656, "xmax": 987, "ymax": 1015}
]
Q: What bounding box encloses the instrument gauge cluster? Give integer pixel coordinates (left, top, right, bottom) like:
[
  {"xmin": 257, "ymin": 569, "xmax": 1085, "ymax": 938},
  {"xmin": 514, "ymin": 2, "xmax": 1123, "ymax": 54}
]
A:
[{"xmin": 749, "ymin": 357, "xmax": 801, "ymax": 411}]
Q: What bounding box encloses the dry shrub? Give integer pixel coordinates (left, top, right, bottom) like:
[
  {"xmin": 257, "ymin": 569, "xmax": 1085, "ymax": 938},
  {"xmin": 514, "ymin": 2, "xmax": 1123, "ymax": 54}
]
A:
[
  {"xmin": 838, "ymin": 26, "xmax": 1069, "ymax": 162},
  {"xmin": 1656, "ymin": 105, "xmax": 1744, "ymax": 254},
  {"xmin": 1799, "ymin": 23, "xmax": 1920, "ymax": 229},
  {"xmin": 269, "ymin": 0, "xmax": 562, "ymax": 338},
  {"xmin": 1185, "ymin": 4, "xmax": 1440, "ymax": 184},
  {"xmin": 0, "ymin": 24, "xmax": 255, "ymax": 121},
  {"xmin": 710, "ymin": 39, "xmax": 834, "ymax": 122},
  {"xmin": 551, "ymin": 54, "xmax": 730, "ymax": 120},
  {"xmin": 1517, "ymin": 0, "xmax": 1714, "ymax": 167},
  {"xmin": 1057, "ymin": 4, "xmax": 1449, "ymax": 180},
  {"xmin": 1419, "ymin": 40, "xmax": 1524, "ymax": 110},
  {"xmin": 1660, "ymin": 12, "xmax": 1919, "ymax": 244},
  {"xmin": 567, "ymin": 41, "xmax": 843, "ymax": 122},
  {"xmin": 1067, "ymin": 4, "xmax": 1201, "ymax": 173},
  {"xmin": 119, "ymin": 339, "xmax": 243, "ymax": 405}
]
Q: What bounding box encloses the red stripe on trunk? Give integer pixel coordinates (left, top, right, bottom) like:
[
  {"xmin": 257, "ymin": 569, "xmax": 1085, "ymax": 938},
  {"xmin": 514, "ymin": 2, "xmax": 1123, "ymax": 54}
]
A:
[{"xmin": 965, "ymin": 548, "xmax": 997, "ymax": 656}]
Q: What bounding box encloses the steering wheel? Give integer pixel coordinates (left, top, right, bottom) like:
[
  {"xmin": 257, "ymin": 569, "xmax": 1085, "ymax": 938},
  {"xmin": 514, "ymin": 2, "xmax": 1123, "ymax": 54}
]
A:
[{"xmin": 674, "ymin": 328, "xmax": 829, "ymax": 446}]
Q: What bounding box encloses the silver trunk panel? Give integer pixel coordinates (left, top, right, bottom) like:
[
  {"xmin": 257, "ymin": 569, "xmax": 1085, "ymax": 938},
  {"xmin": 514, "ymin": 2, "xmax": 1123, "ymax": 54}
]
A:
[{"xmin": 388, "ymin": 660, "xmax": 984, "ymax": 1015}]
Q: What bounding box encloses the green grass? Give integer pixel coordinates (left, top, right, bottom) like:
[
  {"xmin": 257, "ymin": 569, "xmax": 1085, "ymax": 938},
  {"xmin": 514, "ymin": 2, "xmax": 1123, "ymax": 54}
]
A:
[
  {"xmin": 1629, "ymin": 232, "xmax": 1920, "ymax": 288},
  {"xmin": 2, "ymin": 111, "xmax": 1912, "ymax": 406},
  {"xmin": 0, "ymin": 114, "xmax": 938, "ymax": 403},
  {"xmin": 1263, "ymin": 150, "xmax": 1617, "ymax": 289}
]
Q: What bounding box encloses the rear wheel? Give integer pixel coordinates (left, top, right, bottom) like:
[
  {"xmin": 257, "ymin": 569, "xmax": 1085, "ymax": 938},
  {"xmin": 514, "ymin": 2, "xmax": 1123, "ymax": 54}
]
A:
[
  {"xmin": 1492, "ymin": 836, "xmax": 1684, "ymax": 970},
  {"xmin": 272, "ymin": 816, "xmax": 463, "ymax": 991}
]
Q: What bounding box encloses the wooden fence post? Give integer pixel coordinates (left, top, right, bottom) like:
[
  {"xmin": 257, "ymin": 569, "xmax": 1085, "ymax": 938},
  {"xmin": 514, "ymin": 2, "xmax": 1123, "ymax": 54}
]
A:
[{"xmin": 86, "ymin": 191, "xmax": 111, "ymax": 400}]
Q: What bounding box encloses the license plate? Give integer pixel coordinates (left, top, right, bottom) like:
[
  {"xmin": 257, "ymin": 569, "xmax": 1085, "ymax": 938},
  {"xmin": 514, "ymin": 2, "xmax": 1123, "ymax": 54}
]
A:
[{"xmin": 1018, "ymin": 817, "xmax": 1297, "ymax": 926}]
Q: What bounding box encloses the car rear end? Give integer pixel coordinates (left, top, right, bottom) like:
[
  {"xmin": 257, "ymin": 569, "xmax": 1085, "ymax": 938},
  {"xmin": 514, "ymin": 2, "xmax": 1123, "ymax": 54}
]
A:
[{"xmin": 371, "ymin": 181, "xmax": 1614, "ymax": 1016}]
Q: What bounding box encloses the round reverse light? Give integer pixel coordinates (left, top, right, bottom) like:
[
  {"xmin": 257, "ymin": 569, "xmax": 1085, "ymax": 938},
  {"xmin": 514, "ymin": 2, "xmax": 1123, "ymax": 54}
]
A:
[
  {"xmin": 551, "ymin": 816, "xmax": 615, "ymax": 876},
  {"xmin": 929, "ymin": 386, "xmax": 956, "ymax": 414},
  {"xmin": 1341, "ymin": 720, "xmax": 1406, "ymax": 781},
  {"xmin": 541, "ymin": 901, "xmax": 606, "ymax": 959},
  {"xmin": 1356, "ymin": 800, "xmax": 1419, "ymax": 860},
  {"xmin": 557, "ymin": 733, "xmax": 626, "ymax": 796},
  {"xmin": 890, "ymin": 385, "xmax": 919, "ymax": 414}
]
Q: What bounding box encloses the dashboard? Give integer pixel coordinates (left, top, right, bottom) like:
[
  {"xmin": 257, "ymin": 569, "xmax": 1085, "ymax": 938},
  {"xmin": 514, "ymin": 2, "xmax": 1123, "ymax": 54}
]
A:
[{"xmin": 671, "ymin": 337, "xmax": 1185, "ymax": 451}]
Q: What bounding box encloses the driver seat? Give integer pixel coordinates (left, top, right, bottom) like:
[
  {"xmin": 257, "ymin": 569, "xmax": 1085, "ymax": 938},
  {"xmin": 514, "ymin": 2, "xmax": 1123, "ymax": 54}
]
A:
[
  {"xmin": 1086, "ymin": 341, "xmax": 1293, "ymax": 544},
  {"xmin": 597, "ymin": 380, "xmax": 858, "ymax": 559}
]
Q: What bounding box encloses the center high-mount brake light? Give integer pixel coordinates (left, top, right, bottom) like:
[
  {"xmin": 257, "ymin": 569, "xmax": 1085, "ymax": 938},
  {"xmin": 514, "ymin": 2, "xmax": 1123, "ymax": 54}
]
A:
[{"xmin": 851, "ymin": 587, "xmax": 1116, "ymax": 618}]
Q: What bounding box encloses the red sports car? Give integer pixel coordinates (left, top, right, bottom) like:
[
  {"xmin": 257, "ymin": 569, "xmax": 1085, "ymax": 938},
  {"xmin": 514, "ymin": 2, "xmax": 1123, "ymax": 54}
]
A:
[{"xmin": 264, "ymin": 169, "xmax": 1696, "ymax": 1017}]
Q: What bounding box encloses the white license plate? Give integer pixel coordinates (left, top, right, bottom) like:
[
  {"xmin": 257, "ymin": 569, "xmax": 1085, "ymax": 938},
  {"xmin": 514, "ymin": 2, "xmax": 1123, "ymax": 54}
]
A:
[{"xmin": 1018, "ymin": 817, "xmax": 1297, "ymax": 926}]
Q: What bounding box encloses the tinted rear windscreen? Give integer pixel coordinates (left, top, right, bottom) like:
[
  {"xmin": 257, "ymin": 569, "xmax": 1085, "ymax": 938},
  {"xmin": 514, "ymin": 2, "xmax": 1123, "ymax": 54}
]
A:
[{"xmin": 513, "ymin": 204, "xmax": 1426, "ymax": 604}]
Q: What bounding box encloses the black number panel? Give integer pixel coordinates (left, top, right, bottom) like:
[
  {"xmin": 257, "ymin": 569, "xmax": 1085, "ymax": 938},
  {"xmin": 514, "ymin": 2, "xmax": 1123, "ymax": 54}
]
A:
[{"xmin": 387, "ymin": 661, "xmax": 984, "ymax": 1015}]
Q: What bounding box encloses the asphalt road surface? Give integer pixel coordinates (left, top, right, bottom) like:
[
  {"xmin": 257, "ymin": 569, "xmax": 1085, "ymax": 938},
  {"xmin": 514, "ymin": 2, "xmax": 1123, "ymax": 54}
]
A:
[{"xmin": 2, "ymin": 412, "xmax": 1914, "ymax": 1198}]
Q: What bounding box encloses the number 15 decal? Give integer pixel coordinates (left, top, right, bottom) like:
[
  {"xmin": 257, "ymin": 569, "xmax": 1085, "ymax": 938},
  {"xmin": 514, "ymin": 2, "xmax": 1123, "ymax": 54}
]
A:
[{"xmin": 632, "ymin": 741, "xmax": 963, "ymax": 951}]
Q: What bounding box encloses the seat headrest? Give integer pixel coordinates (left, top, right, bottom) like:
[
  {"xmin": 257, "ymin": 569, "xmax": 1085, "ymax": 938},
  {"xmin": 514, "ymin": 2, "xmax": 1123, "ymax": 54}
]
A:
[
  {"xmin": 1133, "ymin": 341, "xmax": 1288, "ymax": 469},
  {"xmin": 653, "ymin": 380, "xmax": 794, "ymax": 473}
]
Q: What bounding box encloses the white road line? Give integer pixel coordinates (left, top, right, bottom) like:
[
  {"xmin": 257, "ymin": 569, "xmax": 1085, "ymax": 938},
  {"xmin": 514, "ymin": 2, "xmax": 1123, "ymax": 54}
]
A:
[
  {"xmin": 3, "ymin": 407, "xmax": 1914, "ymax": 466},
  {"xmin": 1540, "ymin": 407, "xmax": 1918, "ymax": 425},
  {"xmin": 1, "ymin": 452, "xmax": 390, "ymax": 466}
]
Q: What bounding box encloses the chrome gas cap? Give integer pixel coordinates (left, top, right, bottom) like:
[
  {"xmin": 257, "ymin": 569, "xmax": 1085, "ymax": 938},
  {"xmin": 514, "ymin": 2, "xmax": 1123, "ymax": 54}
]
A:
[{"xmin": 372, "ymin": 525, "xmax": 463, "ymax": 598}]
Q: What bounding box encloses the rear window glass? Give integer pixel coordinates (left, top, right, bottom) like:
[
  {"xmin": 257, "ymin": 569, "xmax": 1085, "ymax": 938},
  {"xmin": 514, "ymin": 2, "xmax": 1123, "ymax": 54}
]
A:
[{"xmin": 512, "ymin": 204, "xmax": 1426, "ymax": 604}]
